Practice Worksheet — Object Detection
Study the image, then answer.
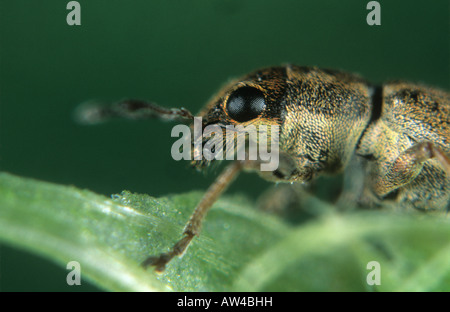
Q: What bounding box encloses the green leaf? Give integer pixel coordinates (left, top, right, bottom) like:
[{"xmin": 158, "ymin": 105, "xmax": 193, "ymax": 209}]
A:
[{"xmin": 0, "ymin": 171, "xmax": 449, "ymax": 291}]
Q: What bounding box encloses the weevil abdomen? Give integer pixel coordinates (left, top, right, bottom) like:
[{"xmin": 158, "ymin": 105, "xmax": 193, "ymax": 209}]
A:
[{"xmin": 357, "ymin": 82, "xmax": 450, "ymax": 211}]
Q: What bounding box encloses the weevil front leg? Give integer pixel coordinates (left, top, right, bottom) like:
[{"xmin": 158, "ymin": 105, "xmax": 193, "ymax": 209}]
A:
[
  {"xmin": 142, "ymin": 160, "xmax": 244, "ymax": 272},
  {"xmin": 372, "ymin": 142, "xmax": 450, "ymax": 197}
]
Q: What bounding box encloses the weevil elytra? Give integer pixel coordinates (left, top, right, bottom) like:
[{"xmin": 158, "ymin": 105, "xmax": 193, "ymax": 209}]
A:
[{"xmin": 78, "ymin": 65, "xmax": 450, "ymax": 272}]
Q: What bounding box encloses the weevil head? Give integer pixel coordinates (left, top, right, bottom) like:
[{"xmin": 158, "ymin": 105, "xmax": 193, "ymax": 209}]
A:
[{"xmin": 192, "ymin": 65, "xmax": 372, "ymax": 183}]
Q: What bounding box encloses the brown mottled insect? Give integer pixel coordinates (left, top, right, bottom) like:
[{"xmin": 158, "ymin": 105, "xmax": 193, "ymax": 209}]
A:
[{"xmin": 78, "ymin": 65, "xmax": 450, "ymax": 272}]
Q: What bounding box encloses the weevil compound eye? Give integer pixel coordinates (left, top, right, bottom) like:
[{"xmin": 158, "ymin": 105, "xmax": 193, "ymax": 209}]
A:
[{"xmin": 225, "ymin": 86, "xmax": 266, "ymax": 122}]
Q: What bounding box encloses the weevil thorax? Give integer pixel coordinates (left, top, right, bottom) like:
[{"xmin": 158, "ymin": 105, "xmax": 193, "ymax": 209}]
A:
[{"xmin": 192, "ymin": 65, "xmax": 373, "ymax": 183}]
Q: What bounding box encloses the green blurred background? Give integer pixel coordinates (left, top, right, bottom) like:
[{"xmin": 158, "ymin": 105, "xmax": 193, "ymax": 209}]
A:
[{"xmin": 0, "ymin": 0, "xmax": 448, "ymax": 291}]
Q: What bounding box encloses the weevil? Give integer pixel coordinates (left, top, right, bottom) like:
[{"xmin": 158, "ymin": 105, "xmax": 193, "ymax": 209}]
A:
[{"xmin": 78, "ymin": 65, "xmax": 450, "ymax": 272}]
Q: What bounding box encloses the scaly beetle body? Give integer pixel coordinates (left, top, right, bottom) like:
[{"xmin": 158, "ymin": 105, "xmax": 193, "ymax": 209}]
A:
[
  {"xmin": 79, "ymin": 65, "xmax": 450, "ymax": 271},
  {"xmin": 195, "ymin": 65, "xmax": 450, "ymax": 212}
]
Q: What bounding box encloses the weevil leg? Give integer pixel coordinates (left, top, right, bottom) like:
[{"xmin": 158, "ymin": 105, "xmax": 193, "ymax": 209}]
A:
[
  {"xmin": 74, "ymin": 99, "xmax": 194, "ymax": 124},
  {"xmin": 432, "ymin": 146, "xmax": 450, "ymax": 175},
  {"xmin": 257, "ymin": 184, "xmax": 299, "ymax": 217},
  {"xmin": 373, "ymin": 142, "xmax": 450, "ymax": 197},
  {"xmin": 142, "ymin": 160, "xmax": 244, "ymax": 272},
  {"xmin": 257, "ymin": 182, "xmax": 335, "ymax": 223}
]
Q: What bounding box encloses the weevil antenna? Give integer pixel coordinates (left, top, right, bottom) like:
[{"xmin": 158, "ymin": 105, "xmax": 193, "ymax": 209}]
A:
[{"xmin": 74, "ymin": 99, "xmax": 195, "ymax": 125}]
